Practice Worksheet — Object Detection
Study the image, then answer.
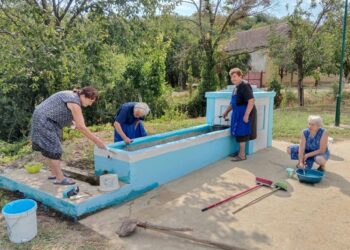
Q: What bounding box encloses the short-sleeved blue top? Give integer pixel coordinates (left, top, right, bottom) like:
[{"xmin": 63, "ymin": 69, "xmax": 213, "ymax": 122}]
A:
[{"xmin": 114, "ymin": 102, "xmax": 141, "ymax": 125}]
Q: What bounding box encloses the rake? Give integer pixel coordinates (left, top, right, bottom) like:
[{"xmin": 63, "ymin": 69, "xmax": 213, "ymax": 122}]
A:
[
  {"xmin": 232, "ymin": 181, "xmax": 288, "ymax": 215},
  {"xmin": 201, "ymin": 177, "xmax": 273, "ymax": 212},
  {"xmin": 116, "ymin": 218, "xmax": 244, "ymax": 250}
]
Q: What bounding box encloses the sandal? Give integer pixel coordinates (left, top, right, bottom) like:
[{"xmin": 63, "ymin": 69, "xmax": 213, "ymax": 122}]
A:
[
  {"xmin": 54, "ymin": 177, "xmax": 76, "ymax": 185},
  {"xmin": 317, "ymin": 166, "xmax": 325, "ymax": 172},
  {"xmin": 48, "ymin": 174, "xmax": 67, "ymax": 180},
  {"xmin": 231, "ymin": 155, "xmax": 247, "ymax": 162},
  {"xmin": 229, "ymin": 152, "xmax": 239, "ymax": 157}
]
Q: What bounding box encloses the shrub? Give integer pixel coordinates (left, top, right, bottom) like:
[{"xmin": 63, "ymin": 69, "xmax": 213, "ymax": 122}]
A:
[
  {"xmin": 0, "ymin": 140, "xmax": 31, "ymax": 164},
  {"xmin": 268, "ymin": 79, "xmax": 283, "ymax": 108},
  {"xmin": 187, "ymin": 93, "xmax": 206, "ymax": 117},
  {"xmin": 281, "ymin": 90, "xmax": 297, "ymax": 107}
]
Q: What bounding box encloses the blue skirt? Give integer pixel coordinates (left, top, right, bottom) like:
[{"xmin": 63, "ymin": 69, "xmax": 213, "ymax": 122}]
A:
[
  {"xmin": 288, "ymin": 144, "xmax": 330, "ymax": 168},
  {"xmin": 230, "ymin": 94, "xmax": 257, "ymax": 141}
]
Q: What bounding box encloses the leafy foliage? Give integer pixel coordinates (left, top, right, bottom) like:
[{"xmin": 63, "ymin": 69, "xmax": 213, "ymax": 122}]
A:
[
  {"xmin": 0, "ymin": 1, "xmax": 171, "ymax": 141},
  {"xmin": 268, "ymin": 0, "xmax": 342, "ymax": 106},
  {"xmin": 268, "ymin": 79, "xmax": 283, "ymax": 108}
]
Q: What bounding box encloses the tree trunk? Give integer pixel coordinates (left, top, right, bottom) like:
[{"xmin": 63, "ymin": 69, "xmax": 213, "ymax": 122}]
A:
[
  {"xmin": 199, "ymin": 45, "xmax": 217, "ymax": 94},
  {"xmin": 279, "ymin": 67, "xmax": 284, "ymax": 83},
  {"xmin": 195, "ymin": 41, "xmax": 217, "ymax": 116},
  {"xmin": 297, "ymin": 66, "xmax": 304, "ymax": 106}
]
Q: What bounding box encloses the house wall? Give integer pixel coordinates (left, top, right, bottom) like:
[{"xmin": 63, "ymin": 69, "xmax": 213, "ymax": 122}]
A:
[
  {"xmin": 246, "ymin": 48, "xmax": 338, "ymax": 88},
  {"xmin": 263, "ymin": 51, "xmax": 338, "ymax": 87},
  {"xmin": 250, "ymin": 50, "xmax": 267, "ymax": 72}
]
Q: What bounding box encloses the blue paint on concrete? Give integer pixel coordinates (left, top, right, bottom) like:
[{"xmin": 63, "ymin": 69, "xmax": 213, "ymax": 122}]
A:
[
  {"xmin": 0, "ymin": 175, "xmax": 158, "ymax": 218},
  {"xmin": 206, "ymin": 97, "xmax": 215, "ymax": 125},
  {"xmin": 0, "ymin": 175, "xmax": 78, "ymax": 217},
  {"xmin": 108, "ymin": 124, "xmax": 210, "ymax": 151},
  {"xmin": 129, "ymin": 132, "xmax": 237, "ymax": 189},
  {"xmin": 205, "ymin": 91, "xmax": 276, "ymax": 99},
  {"xmin": 267, "ymin": 95, "xmax": 275, "ymax": 147},
  {"xmin": 94, "ymin": 156, "xmax": 131, "ymax": 183}
]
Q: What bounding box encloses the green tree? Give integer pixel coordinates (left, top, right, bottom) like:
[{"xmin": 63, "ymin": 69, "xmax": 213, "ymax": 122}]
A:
[
  {"xmin": 183, "ymin": 0, "xmax": 270, "ymax": 116},
  {"xmin": 268, "ymin": 0, "xmax": 342, "ymax": 106},
  {"xmin": 0, "ymin": 0, "xmax": 173, "ymax": 141}
]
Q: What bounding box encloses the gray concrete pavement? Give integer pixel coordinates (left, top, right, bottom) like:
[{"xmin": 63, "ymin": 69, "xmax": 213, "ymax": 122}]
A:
[{"xmin": 80, "ymin": 140, "xmax": 350, "ymax": 250}]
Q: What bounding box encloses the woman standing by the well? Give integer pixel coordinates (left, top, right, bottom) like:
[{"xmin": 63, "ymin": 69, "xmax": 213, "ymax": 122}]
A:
[
  {"xmin": 31, "ymin": 87, "xmax": 106, "ymax": 185},
  {"xmin": 223, "ymin": 68, "xmax": 257, "ymax": 161}
]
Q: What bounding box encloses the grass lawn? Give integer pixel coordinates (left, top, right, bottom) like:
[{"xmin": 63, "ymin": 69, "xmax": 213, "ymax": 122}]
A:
[{"xmin": 273, "ymin": 108, "xmax": 350, "ymax": 143}]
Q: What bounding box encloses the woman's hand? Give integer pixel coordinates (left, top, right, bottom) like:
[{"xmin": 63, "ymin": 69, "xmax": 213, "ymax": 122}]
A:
[
  {"xmin": 124, "ymin": 137, "xmax": 132, "ymax": 144},
  {"xmin": 95, "ymin": 138, "xmax": 106, "ymax": 149},
  {"xmin": 243, "ymin": 114, "xmax": 249, "ymax": 123},
  {"xmin": 297, "ymin": 161, "xmax": 305, "ymax": 168},
  {"xmin": 304, "ymin": 153, "xmax": 310, "ymax": 163},
  {"xmin": 223, "ymin": 111, "xmax": 228, "ymax": 119}
]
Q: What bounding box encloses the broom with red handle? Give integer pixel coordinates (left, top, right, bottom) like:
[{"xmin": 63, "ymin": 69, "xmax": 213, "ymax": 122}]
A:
[{"xmin": 201, "ymin": 177, "xmax": 273, "ymax": 212}]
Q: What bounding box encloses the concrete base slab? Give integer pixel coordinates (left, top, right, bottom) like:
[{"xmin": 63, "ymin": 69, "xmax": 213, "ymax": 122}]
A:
[
  {"xmin": 80, "ymin": 140, "xmax": 350, "ymax": 250},
  {"xmin": 2, "ymin": 168, "xmax": 103, "ymax": 204}
]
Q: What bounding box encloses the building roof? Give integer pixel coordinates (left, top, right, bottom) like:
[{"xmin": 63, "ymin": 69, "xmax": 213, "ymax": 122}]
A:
[{"xmin": 224, "ymin": 22, "xmax": 290, "ymax": 53}]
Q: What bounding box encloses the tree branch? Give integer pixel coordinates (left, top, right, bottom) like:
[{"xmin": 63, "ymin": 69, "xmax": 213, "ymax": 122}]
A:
[
  {"xmin": 182, "ymin": 0, "xmax": 199, "ymax": 11},
  {"xmin": 179, "ymin": 18, "xmax": 201, "ymax": 27},
  {"xmin": 213, "ymin": 0, "xmax": 222, "ymax": 23},
  {"xmin": 24, "ymin": 0, "xmax": 41, "ymax": 9},
  {"xmin": 41, "ymin": 0, "xmax": 48, "ymax": 11},
  {"xmin": 213, "ymin": 6, "xmax": 243, "ymax": 48},
  {"xmin": 0, "ymin": 2, "xmax": 20, "ymax": 28},
  {"xmin": 0, "ymin": 29, "xmax": 17, "ymax": 39},
  {"xmin": 52, "ymin": 0, "xmax": 60, "ymax": 21},
  {"xmin": 66, "ymin": 0, "xmax": 88, "ymax": 30},
  {"xmin": 59, "ymin": 0, "xmax": 74, "ymax": 22},
  {"xmin": 310, "ymin": 2, "xmax": 333, "ymax": 37},
  {"xmin": 205, "ymin": 0, "xmax": 214, "ymax": 28},
  {"xmin": 198, "ymin": 0, "xmax": 203, "ymax": 36}
]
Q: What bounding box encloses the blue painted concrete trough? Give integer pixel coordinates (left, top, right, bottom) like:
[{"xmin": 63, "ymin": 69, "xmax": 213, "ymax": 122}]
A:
[{"xmin": 94, "ymin": 124, "xmax": 236, "ymax": 189}]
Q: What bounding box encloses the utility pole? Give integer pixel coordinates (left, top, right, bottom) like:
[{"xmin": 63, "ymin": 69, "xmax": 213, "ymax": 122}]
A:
[{"xmin": 335, "ymin": 0, "xmax": 348, "ymax": 126}]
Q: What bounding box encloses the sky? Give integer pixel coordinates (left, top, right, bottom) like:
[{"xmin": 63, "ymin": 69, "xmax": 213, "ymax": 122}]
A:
[{"xmin": 175, "ymin": 0, "xmax": 323, "ymax": 19}]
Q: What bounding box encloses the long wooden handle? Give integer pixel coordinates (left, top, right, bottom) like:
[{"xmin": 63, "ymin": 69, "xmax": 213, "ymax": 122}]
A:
[
  {"xmin": 138, "ymin": 225, "xmax": 244, "ymax": 250},
  {"xmin": 232, "ymin": 188, "xmax": 279, "ymax": 214},
  {"xmin": 138, "ymin": 221, "xmax": 192, "ymax": 232},
  {"xmin": 202, "ymin": 185, "xmax": 261, "ymax": 212}
]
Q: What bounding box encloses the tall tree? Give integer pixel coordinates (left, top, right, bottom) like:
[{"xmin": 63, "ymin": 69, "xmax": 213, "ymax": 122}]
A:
[
  {"xmin": 182, "ymin": 0, "xmax": 271, "ymax": 115},
  {"xmin": 0, "ymin": 0, "xmax": 173, "ymax": 141},
  {"xmin": 270, "ymin": 0, "xmax": 341, "ymax": 106}
]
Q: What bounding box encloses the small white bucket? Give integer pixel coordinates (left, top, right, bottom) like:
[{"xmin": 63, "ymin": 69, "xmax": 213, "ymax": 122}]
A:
[
  {"xmin": 99, "ymin": 174, "xmax": 119, "ymax": 192},
  {"xmin": 2, "ymin": 199, "xmax": 38, "ymax": 243}
]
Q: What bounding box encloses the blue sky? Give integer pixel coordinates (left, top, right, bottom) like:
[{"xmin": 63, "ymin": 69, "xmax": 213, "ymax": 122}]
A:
[{"xmin": 175, "ymin": 0, "xmax": 322, "ymax": 19}]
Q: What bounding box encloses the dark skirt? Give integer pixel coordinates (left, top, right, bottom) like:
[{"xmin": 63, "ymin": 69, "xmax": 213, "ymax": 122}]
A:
[{"xmin": 31, "ymin": 110, "xmax": 63, "ymax": 160}]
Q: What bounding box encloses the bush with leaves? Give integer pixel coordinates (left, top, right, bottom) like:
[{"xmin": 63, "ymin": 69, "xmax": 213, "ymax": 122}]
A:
[{"xmin": 268, "ymin": 79, "xmax": 283, "ymax": 108}]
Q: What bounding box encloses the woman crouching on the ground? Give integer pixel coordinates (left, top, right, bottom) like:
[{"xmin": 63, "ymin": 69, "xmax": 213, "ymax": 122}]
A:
[
  {"xmin": 31, "ymin": 87, "xmax": 106, "ymax": 185},
  {"xmin": 222, "ymin": 68, "xmax": 257, "ymax": 161},
  {"xmin": 287, "ymin": 115, "xmax": 330, "ymax": 171}
]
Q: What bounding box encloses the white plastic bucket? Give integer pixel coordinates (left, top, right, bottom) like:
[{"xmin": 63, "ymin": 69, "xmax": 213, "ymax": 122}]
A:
[
  {"xmin": 2, "ymin": 199, "xmax": 38, "ymax": 243},
  {"xmin": 99, "ymin": 174, "xmax": 119, "ymax": 192}
]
